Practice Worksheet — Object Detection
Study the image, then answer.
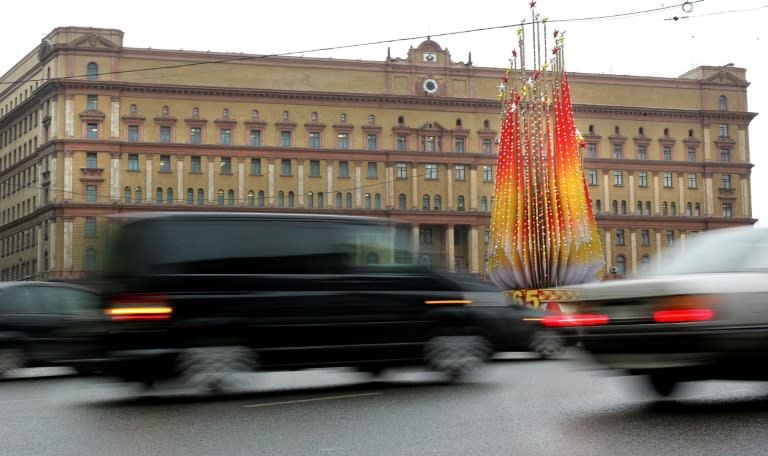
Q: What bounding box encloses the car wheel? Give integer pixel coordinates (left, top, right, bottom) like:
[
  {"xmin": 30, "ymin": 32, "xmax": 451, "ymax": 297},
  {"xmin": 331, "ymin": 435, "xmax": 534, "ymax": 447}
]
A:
[
  {"xmin": 424, "ymin": 334, "xmax": 492, "ymax": 381},
  {"xmin": 647, "ymin": 372, "xmax": 679, "ymax": 397},
  {"xmin": 0, "ymin": 348, "xmax": 24, "ymax": 378},
  {"xmin": 530, "ymin": 329, "xmax": 565, "ymax": 360},
  {"xmin": 175, "ymin": 346, "xmax": 258, "ymax": 392}
]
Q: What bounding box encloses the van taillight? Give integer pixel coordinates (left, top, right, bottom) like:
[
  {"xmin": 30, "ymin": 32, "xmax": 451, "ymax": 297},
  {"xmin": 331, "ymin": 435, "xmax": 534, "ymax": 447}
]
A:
[
  {"xmin": 541, "ymin": 314, "xmax": 609, "ymax": 327},
  {"xmin": 653, "ymin": 308, "xmax": 714, "ymax": 323},
  {"xmin": 107, "ymin": 294, "xmax": 172, "ymax": 321}
]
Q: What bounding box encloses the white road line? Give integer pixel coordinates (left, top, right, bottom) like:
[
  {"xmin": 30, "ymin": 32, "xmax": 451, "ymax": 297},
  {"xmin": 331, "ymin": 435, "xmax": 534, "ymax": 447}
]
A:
[{"xmin": 244, "ymin": 392, "xmax": 382, "ymax": 408}]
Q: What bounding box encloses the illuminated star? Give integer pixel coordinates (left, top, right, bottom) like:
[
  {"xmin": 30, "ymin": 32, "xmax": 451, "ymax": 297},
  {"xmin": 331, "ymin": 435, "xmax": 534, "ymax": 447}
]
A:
[
  {"xmin": 526, "ymin": 77, "xmax": 534, "ymax": 86},
  {"xmin": 529, "ymin": 0, "xmax": 536, "ymax": 8},
  {"xmin": 552, "ymin": 46, "xmax": 560, "ymax": 55},
  {"xmin": 497, "ymin": 83, "xmax": 506, "ymax": 92},
  {"xmin": 502, "ymin": 74, "xmax": 509, "ymax": 83},
  {"xmin": 533, "ymin": 70, "xmax": 541, "ymax": 80},
  {"xmin": 542, "ymin": 16, "xmax": 549, "ymax": 23},
  {"xmin": 512, "ymin": 49, "xmax": 517, "ymax": 58},
  {"xmin": 553, "ymin": 30, "xmax": 559, "ymax": 38}
]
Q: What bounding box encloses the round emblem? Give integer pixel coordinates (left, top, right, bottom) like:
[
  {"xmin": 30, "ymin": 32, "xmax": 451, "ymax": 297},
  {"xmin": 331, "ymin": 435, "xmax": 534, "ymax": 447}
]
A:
[{"xmin": 423, "ymin": 78, "xmax": 438, "ymax": 94}]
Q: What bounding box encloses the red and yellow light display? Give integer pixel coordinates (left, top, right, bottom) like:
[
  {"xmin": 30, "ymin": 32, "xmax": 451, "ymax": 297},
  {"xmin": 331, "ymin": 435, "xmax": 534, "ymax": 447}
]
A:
[{"xmin": 486, "ymin": 2, "xmax": 604, "ymax": 290}]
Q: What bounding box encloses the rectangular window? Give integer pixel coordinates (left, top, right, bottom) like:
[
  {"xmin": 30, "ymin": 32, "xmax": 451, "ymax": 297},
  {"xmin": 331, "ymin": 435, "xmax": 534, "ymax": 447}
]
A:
[
  {"xmin": 482, "ymin": 138, "xmax": 492, "ymax": 154},
  {"xmin": 666, "ymin": 230, "xmax": 675, "ymax": 247},
  {"xmin": 688, "ymin": 173, "xmax": 697, "ymax": 189},
  {"xmin": 160, "ymin": 126, "xmax": 171, "ymax": 143},
  {"xmin": 85, "ymin": 217, "xmax": 97, "ymax": 237},
  {"xmin": 483, "ymin": 165, "xmax": 493, "ymax": 182},
  {"xmin": 87, "ymin": 95, "xmax": 98, "ymax": 111},
  {"xmin": 220, "ymin": 128, "xmax": 232, "ymax": 145},
  {"xmin": 455, "ymin": 165, "xmax": 466, "ymax": 181},
  {"xmin": 720, "ymin": 149, "xmax": 731, "ymax": 163},
  {"xmin": 723, "ymin": 202, "xmax": 733, "ymax": 217},
  {"xmin": 367, "ymin": 134, "xmax": 377, "ymax": 151},
  {"xmin": 587, "ymin": 143, "xmax": 597, "ymax": 159},
  {"xmin": 128, "ymin": 154, "xmax": 139, "ymax": 171},
  {"xmin": 419, "ymin": 228, "xmax": 433, "ymax": 245},
  {"xmin": 637, "ymin": 145, "xmax": 647, "ymax": 160},
  {"xmin": 367, "ymin": 162, "xmax": 378, "ymax": 178},
  {"xmin": 612, "ymin": 143, "xmax": 623, "ymax": 160},
  {"xmin": 721, "ymin": 174, "xmax": 731, "ymax": 189},
  {"xmin": 663, "ymin": 145, "xmax": 672, "ymax": 161},
  {"xmin": 455, "ymin": 137, "xmax": 465, "ymax": 153},
  {"xmin": 87, "ymin": 123, "xmax": 98, "ymax": 139},
  {"xmin": 426, "ymin": 136, "xmax": 436, "ymax": 152},
  {"xmin": 86, "ymin": 152, "xmax": 97, "ymax": 169},
  {"xmin": 663, "ymin": 172, "xmax": 673, "ymax": 188},
  {"xmin": 159, "ymin": 155, "xmax": 171, "ymax": 172},
  {"xmin": 719, "ymin": 124, "xmax": 729, "ymax": 137},
  {"xmin": 638, "ymin": 171, "xmax": 648, "ymax": 188},
  {"xmin": 397, "ymin": 135, "xmax": 407, "ymax": 151},
  {"xmin": 128, "ymin": 125, "xmax": 139, "ymax": 142},
  {"xmin": 250, "ymin": 130, "xmax": 262, "ymax": 146},
  {"xmin": 86, "ymin": 184, "xmax": 97, "ymax": 202},
  {"xmin": 425, "ymin": 164, "xmax": 438, "ymax": 180},
  {"xmin": 250, "ymin": 158, "xmax": 261, "ymax": 175},
  {"xmin": 339, "ymin": 160, "xmax": 349, "ymax": 177},
  {"xmin": 190, "ymin": 127, "xmax": 202, "ymax": 144},
  {"xmin": 396, "ymin": 163, "xmax": 408, "ymax": 179},
  {"xmin": 190, "ymin": 156, "xmax": 201, "ymax": 173},
  {"xmin": 337, "ymin": 133, "xmax": 349, "ymax": 149},
  {"xmin": 616, "ymin": 229, "xmax": 625, "ymax": 246},
  {"xmin": 309, "ymin": 132, "xmax": 321, "ymax": 149},
  {"xmin": 641, "ymin": 230, "xmax": 650, "ymax": 246},
  {"xmin": 220, "ymin": 157, "xmax": 232, "ymax": 174},
  {"xmin": 309, "ymin": 159, "xmax": 321, "ymax": 177},
  {"xmin": 587, "ymin": 169, "xmax": 598, "ymax": 185},
  {"xmin": 280, "ymin": 159, "xmax": 291, "ymax": 176},
  {"xmin": 688, "ymin": 147, "xmax": 696, "ymax": 161},
  {"xmin": 614, "ymin": 171, "xmax": 624, "ymax": 186}
]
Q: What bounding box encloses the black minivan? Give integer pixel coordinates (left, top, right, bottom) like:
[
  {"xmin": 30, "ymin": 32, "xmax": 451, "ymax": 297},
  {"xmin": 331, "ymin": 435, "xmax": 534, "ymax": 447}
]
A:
[{"xmin": 94, "ymin": 211, "xmax": 557, "ymax": 388}]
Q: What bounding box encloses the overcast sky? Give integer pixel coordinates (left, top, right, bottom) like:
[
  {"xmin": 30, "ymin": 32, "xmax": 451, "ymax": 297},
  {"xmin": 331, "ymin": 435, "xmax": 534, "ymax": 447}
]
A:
[{"xmin": 1, "ymin": 0, "xmax": 765, "ymax": 224}]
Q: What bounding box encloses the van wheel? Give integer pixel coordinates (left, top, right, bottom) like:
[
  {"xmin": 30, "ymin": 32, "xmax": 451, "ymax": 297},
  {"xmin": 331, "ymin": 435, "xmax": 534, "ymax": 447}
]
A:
[
  {"xmin": 424, "ymin": 334, "xmax": 491, "ymax": 381},
  {"xmin": 0, "ymin": 348, "xmax": 24, "ymax": 378},
  {"xmin": 530, "ymin": 329, "xmax": 565, "ymax": 359},
  {"xmin": 175, "ymin": 346, "xmax": 258, "ymax": 392}
]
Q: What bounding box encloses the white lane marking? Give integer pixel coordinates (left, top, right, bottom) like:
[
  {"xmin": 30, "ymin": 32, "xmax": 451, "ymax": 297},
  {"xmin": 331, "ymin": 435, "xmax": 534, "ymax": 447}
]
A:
[{"xmin": 244, "ymin": 392, "xmax": 382, "ymax": 408}]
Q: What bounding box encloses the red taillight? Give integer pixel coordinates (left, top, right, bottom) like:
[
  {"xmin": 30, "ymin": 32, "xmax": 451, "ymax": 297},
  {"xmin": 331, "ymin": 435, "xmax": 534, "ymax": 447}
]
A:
[
  {"xmin": 542, "ymin": 314, "xmax": 609, "ymax": 327},
  {"xmin": 107, "ymin": 294, "xmax": 172, "ymax": 321},
  {"xmin": 653, "ymin": 308, "xmax": 714, "ymax": 323}
]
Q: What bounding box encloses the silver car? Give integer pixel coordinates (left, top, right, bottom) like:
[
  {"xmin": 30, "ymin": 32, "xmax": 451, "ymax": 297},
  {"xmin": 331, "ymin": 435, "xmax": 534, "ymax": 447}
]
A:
[{"xmin": 543, "ymin": 226, "xmax": 768, "ymax": 396}]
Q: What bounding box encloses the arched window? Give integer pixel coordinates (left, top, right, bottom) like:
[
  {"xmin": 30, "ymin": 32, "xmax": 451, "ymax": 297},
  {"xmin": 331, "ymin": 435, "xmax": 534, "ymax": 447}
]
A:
[
  {"xmin": 615, "ymin": 255, "xmax": 626, "ymax": 275},
  {"xmin": 336, "ymin": 192, "xmax": 343, "ymax": 208},
  {"xmin": 364, "ymin": 193, "xmax": 371, "ymax": 209},
  {"xmin": 422, "ymin": 194, "xmax": 430, "ymax": 210},
  {"xmin": 278, "ymin": 191, "xmax": 285, "ymax": 207},
  {"xmin": 640, "ymin": 255, "xmax": 651, "ymax": 273},
  {"xmin": 399, "ymin": 193, "xmax": 407, "ymax": 209},
  {"xmin": 135, "ymin": 187, "xmax": 142, "ymax": 203},
  {"xmin": 345, "ymin": 192, "xmax": 352, "ymax": 208},
  {"xmin": 228, "ymin": 189, "xmax": 235, "ymax": 206},
  {"xmin": 258, "ymin": 191, "xmax": 265, "ymax": 207},
  {"xmin": 247, "ymin": 190, "xmax": 255, "ymax": 207},
  {"xmin": 124, "ymin": 186, "xmax": 131, "ymax": 203},
  {"xmin": 374, "ymin": 193, "xmax": 381, "ymax": 209},
  {"xmin": 719, "ymin": 95, "xmax": 728, "ymax": 111},
  {"xmin": 434, "ymin": 195, "xmax": 442, "ymax": 210},
  {"xmin": 187, "ymin": 188, "xmax": 194, "ymax": 205},
  {"xmin": 317, "ymin": 192, "xmax": 324, "ymax": 208},
  {"xmin": 457, "ymin": 195, "xmax": 465, "ymax": 211},
  {"xmin": 287, "ymin": 191, "xmax": 294, "ymax": 208},
  {"xmin": 662, "ymin": 201, "xmax": 668, "ymax": 216},
  {"xmin": 671, "ymin": 202, "xmax": 677, "ymax": 216},
  {"xmin": 84, "ymin": 248, "xmax": 97, "ymax": 272},
  {"xmin": 166, "ymin": 187, "xmax": 174, "ymax": 204},
  {"xmin": 217, "ymin": 189, "xmax": 224, "ymax": 205},
  {"xmin": 621, "ymin": 200, "xmax": 627, "ymax": 215},
  {"xmin": 307, "ymin": 192, "xmax": 314, "ymax": 208},
  {"xmin": 87, "ymin": 62, "xmax": 99, "ymax": 80},
  {"xmin": 636, "ymin": 201, "xmax": 643, "ymax": 215},
  {"xmin": 481, "ymin": 196, "xmax": 488, "ymax": 212},
  {"xmin": 197, "ymin": 188, "xmax": 204, "ymax": 206},
  {"xmin": 611, "ymin": 200, "xmax": 618, "ymax": 214},
  {"xmin": 156, "ymin": 187, "xmax": 163, "ymax": 203}
]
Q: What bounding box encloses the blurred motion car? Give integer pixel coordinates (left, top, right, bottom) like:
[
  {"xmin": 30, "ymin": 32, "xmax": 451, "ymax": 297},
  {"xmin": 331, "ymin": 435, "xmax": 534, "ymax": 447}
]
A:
[
  {"xmin": 543, "ymin": 226, "xmax": 768, "ymax": 396},
  {"xmin": 0, "ymin": 281, "xmax": 105, "ymax": 377},
  {"xmin": 91, "ymin": 211, "xmax": 568, "ymax": 389}
]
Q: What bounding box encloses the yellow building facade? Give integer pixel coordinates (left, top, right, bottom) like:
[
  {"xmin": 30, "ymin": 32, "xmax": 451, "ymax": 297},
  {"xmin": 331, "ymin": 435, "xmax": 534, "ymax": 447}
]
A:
[{"xmin": 0, "ymin": 27, "xmax": 757, "ymax": 281}]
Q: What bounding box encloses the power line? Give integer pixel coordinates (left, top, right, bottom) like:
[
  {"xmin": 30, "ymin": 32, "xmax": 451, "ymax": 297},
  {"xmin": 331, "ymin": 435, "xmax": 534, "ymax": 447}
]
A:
[{"xmin": 0, "ymin": 1, "xmax": 710, "ymax": 87}]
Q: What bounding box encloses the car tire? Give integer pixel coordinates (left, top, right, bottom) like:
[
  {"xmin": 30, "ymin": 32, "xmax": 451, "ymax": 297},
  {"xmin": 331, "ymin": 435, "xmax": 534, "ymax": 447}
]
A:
[
  {"xmin": 0, "ymin": 348, "xmax": 24, "ymax": 378},
  {"xmin": 175, "ymin": 345, "xmax": 258, "ymax": 392},
  {"xmin": 424, "ymin": 334, "xmax": 492, "ymax": 381},
  {"xmin": 530, "ymin": 329, "xmax": 565, "ymax": 360},
  {"xmin": 647, "ymin": 372, "xmax": 679, "ymax": 397}
]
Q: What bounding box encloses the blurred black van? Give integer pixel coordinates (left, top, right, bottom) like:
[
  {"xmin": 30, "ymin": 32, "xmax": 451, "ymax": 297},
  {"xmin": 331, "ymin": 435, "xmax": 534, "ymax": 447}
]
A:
[{"xmin": 94, "ymin": 211, "xmax": 554, "ymax": 388}]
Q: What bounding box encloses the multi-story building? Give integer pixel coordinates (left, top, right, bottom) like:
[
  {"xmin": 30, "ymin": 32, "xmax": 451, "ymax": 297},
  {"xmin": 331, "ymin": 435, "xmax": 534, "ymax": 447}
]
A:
[{"xmin": 0, "ymin": 27, "xmax": 756, "ymax": 282}]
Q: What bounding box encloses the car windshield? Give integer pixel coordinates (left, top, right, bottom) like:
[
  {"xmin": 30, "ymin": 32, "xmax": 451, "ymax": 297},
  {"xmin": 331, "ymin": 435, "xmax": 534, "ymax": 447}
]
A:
[{"xmin": 653, "ymin": 227, "xmax": 768, "ymax": 275}]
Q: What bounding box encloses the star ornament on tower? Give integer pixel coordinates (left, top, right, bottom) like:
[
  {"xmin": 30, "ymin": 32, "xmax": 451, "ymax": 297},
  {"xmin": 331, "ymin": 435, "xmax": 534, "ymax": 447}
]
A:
[{"xmin": 529, "ymin": 1, "xmax": 536, "ymax": 8}]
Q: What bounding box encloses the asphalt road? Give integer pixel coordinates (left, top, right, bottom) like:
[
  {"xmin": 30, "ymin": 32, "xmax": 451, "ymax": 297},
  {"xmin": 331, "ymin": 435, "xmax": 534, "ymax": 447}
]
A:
[{"xmin": 2, "ymin": 350, "xmax": 768, "ymax": 456}]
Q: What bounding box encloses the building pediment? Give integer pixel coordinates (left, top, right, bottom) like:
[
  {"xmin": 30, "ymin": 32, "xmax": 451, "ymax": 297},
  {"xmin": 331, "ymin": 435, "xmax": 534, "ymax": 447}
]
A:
[{"xmin": 67, "ymin": 33, "xmax": 121, "ymax": 51}]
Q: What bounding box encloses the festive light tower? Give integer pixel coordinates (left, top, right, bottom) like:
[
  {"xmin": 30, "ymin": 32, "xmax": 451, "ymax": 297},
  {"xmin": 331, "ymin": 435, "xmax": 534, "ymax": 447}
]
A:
[{"xmin": 486, "ymin": 1, "xmax": 604, "ymax": 300}]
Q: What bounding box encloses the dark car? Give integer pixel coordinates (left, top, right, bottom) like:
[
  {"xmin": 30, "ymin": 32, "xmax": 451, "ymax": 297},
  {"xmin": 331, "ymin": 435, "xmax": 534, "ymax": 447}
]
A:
[
  {"xmin": 92, "ymin": 211, "xmax": 565, "ymax": 389},
  {"xmin": 543, "ymin": 226, "xmax": 768, "ymax": 397},
  {"xmin": 0, "ymin": 281, "xmax": 105, "ymax": 377}
]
